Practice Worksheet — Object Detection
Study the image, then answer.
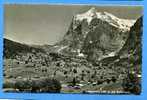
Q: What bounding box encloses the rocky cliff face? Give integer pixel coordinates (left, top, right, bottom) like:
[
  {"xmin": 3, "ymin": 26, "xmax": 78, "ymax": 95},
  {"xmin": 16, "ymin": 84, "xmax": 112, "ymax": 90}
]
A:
[
  {"xmin": 55, "ymin": 7, "xmax": 135, "ymax": 61},
  {"xmin": 118, "ymin": 16, "xmax": 142, "ymax": 74},
  {"xmin": 119, "ymin": 16, "xmax": 142, "ymax": 56}
]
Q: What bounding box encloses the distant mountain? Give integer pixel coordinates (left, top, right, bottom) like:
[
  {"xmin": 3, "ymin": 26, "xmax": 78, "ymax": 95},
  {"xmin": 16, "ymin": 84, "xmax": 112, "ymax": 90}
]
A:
[
  {"xmin": 4, "ymin": 38, "xmax": 45, "ymax": 58},
  {"xmin": 54, "ymin": 7, "xmax": 135, "ymax": 61}
]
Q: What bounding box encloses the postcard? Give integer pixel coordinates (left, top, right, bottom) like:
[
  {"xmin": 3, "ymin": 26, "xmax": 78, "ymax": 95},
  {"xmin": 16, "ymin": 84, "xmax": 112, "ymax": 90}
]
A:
[{"xmin": 3, "ymin": 4, "xmax": 143, "ymax": 95}]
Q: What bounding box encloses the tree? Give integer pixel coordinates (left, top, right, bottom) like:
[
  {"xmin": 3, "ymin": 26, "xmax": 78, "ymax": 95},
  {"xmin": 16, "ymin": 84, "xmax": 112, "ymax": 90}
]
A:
[
  {"xmin": 111, "ymin": 76, "xmax": 116, "ymax": 83},
  {"xmin": 64, "ymin": 71, "xmax": 68, "ymax": 79},
  {"xmin": 91, "ymin": 70, "xmax": 97, "ymax": 80},
  {"xmin": 64, "ymin": 71, "xmax": 67, "ymax": 75},
  {"xmin": 72, "ymin": 77, "xmax": 77, "ymax": 86},
  {"xmin": 53, "ymin": 70, "xmax": 57, "ymax": 77},
  {"xmin": 106, "ymin": 79, "xmax": 111, "ymax": 84},
  {"xmin": 81, "ymin": 70, "xmax": 85, "ymax": 81},
  {"xmin": 14, "ymin": 80, "xmax": 31, "ymax": 92},
  {"xmin": 30, "ymin": 80, "xmax": 40, "ymax": 92},
  {"xmin": 73, "ymin": 69, "xmax": 77, "ymax": 74},
  {"xmin": 122, "ymin": 73, "xmax": 141, "ymax": 95},
  {"xmin": 3, "ymin": 81, "xmax": 15, "ymax": 89},
  {"xmin": 87, "ymin": 70, "xmax": 91, "ymax": 82},
  {"xmin": 41, "ymin": 78, "xmax": 62, "ymax": 93}
]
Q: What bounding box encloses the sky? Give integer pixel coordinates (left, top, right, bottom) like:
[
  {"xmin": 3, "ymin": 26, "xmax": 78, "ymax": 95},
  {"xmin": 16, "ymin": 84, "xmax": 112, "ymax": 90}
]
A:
[{"xmin": 4, "ymin": 5, "xmax": 143, "ymax": 45}]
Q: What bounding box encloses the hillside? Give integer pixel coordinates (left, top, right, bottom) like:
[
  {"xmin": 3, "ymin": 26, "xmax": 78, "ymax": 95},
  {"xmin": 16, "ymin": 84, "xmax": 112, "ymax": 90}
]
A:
[
  {"xmin": 118, "ymin": 16, "xmax": 143, "ymax": 74},
  {"xmin": 3, "ymin": 38, "xmax": 45, "ymax": 59}
]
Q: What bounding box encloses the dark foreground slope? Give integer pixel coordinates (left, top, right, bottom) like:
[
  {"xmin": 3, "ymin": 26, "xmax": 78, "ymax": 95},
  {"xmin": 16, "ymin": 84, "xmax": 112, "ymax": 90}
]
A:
[{"xmin": 119, "ymin": 16, "xmax": 142, "ymax": 74}]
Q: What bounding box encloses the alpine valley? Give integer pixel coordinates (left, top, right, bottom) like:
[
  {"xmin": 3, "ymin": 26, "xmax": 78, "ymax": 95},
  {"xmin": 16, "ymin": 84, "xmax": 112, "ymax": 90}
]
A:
[{"xmin": 3, "ymin": 7, "xmax": 142, "ymax": 94}]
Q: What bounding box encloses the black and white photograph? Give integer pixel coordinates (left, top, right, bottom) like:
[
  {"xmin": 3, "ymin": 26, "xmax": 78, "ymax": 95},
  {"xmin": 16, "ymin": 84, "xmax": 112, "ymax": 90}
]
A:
[{"xmin": 3, "ymin": 4, "xmax": 143, "ymax": 94}]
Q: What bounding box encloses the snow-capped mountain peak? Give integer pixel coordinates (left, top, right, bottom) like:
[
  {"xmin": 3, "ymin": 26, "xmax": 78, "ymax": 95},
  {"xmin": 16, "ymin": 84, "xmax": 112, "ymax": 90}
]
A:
[
  {"xmin": 85, "ymin": 7, "xmax": 97, "ymax": 17},
  {"xmin": 75, "ymin": 7, "xmax": 97, "ymax": 24},
  {"xmin": 75, "ymin": 7, "xmax": 136, "ymax": 31}
]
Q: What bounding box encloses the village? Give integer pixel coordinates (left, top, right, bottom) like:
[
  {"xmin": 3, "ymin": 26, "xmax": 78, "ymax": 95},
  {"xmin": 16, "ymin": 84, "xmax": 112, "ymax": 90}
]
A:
[{"xmin": 3, "ymin": 49, "xmax": 130, "ymax": 93}]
